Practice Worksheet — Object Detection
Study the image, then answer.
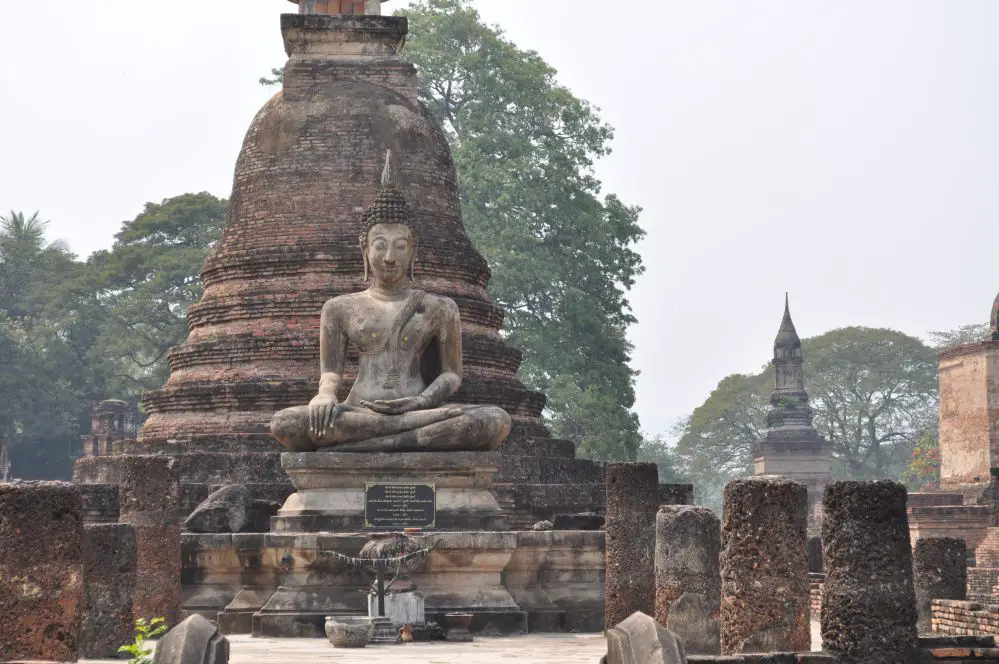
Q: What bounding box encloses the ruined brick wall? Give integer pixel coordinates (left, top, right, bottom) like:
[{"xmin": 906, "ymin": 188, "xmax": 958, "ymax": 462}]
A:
[
  {"xmin": 939, "ymin": 343, "xmax": 998, "ymax": 491},
  {"xmin": 810, "ymin": 578, "xmax": 823, "ymax": 618},
  {"xmin": 933, "ymin": 600, "xmax": 999, "ymax": 637}
]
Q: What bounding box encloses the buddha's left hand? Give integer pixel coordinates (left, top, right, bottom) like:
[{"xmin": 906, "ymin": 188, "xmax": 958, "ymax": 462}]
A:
[{"xmin": 361, "ymin": 396, "xmax": 428, "ymax": 415}]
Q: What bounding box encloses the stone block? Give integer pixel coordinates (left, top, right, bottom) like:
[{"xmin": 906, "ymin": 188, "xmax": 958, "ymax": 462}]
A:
[
  {"xmin": 720, "ymin": 476, "xmax": 809, "ymax": 655},
  {"xmin": 368, "ymin": 591, "xmax": 425, "ymax": 626},
  {"xmin": 0, "ymin": 481, "xmax": 83, "ymax": 662},
  {"xmin": 80, "ymin": 523, "xmax": 137, "ymax": 659},
  {"xmin": 821, "ymin": 480, "xmax": 918, "ymax": 663},
  {"xmin": 655, "ymin": 505, "xmax": 720, "ymax": 654},
  {"xmin": 151, "ymin": 614, "xmax": 229, "ymax": 664},
  {"xmin": 185, "ymin": 484, "xmax": 252, "ymax": 533},
  {"xmin": 605, "ymin": 611, "xmax": 687, "ymax": 664},
  {"xmin": 605, "ymin": 463, "xmax": 660, "ymax": 628},
  {"xmin": 914, "ymin": 536, "xmax": 967, "ymax": 633},
  {"xmin": 77, "ymin": 483, "xmax": 120, "ymax": 523},
  {"xmin": 118, "ymin": 455, "xmax": 182, "ymax": 626}
]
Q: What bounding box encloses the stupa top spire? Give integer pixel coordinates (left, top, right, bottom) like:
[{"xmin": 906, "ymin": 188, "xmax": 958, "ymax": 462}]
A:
[
  {"xmin": 774, "ymin": 292, "xmax": 801, "ymax": 353},
  {"xmin": 287, "ymin": 0, "xmax": 389, "ymax": 15}
]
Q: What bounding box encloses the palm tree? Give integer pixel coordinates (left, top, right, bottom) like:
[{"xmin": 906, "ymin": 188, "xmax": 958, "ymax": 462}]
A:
[{"xmin": 0, "ymin": 210, "xmax": 52, "ymax": 319}]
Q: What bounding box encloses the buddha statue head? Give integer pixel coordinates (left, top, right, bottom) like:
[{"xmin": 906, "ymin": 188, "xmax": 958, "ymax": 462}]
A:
[{"xmin": 359, "ymin": 151, "xmax": 417, "ymax": 285}]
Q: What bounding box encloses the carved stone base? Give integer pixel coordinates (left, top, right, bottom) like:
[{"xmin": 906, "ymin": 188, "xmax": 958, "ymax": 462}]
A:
[
  {"xmin": 182, "ymin": 530, "xmax": 604, "ymax": 637},
  {"xmin": 274, "ymin": 451, "xmax": 509, "ymax": 532}
]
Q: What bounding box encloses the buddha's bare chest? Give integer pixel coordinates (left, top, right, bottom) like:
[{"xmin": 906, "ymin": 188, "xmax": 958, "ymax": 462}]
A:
[{"xmin": 343, "ymin": 301, "xmax": 436, "ymax": 355}]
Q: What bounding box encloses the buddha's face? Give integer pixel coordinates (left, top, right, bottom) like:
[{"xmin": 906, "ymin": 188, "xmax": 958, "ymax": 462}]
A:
[{"xmin": 365, "ymin": 222, "xmax": 415, "ymax": 286}]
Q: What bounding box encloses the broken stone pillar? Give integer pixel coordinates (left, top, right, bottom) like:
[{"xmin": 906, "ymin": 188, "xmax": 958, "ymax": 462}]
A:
[
  {"xmin": 720, "ymin": 476, "xmax": 810, "ymax": 655},
  {"xmin": 605, "ymin": 611, "xmax": 687, "ymax": 664},
  {"xmin": 151, "ymin": 614, "xmax": 229, "ymax": 664},
  {"xmin": 654, "ymin": 505, "xmax": 720, "ymax": 654},
  {"xmin": 822, "ymin": 480, "xmax": 918, "ymax": 662},
  {"xmin": 80, "ymin": 523, "xmax": 137, "ymax": 658},
  {"xmin": 0, "ymin": 481, "xmax": 83, "ymax": 662},
  {"xmin": 118, "ymin": 455, "xmax": 182, "ymax": 626},
  {"xmin": 913, "ymin": 536, "xmax": 967, "ymax": 633},
  {"xmin": 605, "ymin": 462, "xmax": 659, "ymax": 627}
]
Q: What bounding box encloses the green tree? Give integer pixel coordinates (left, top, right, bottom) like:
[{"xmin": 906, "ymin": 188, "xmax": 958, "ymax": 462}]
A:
[
  {"xmin": 263, "ymin": 0, "xmax": 645, "ymax": 460},
  {"xmin": 674, "ymin": 327, "xmax": 939, "ymax": 508},
  {"xmin": 83, "ymin": 193, "xmax": 227, "ymax": 398},
  {"xmin": 0, "ymin": 211, "xmax": 91, "ymax": 478},
  {"xmin": 637, "ymin": 433, "xmax": 688, "ymax": 485},
  {"xmin": 409, "ymin": 0, "xmax": 646, "ymax": 459}
]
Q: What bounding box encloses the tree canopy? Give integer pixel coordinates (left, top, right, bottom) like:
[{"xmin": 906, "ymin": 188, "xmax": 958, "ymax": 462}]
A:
[
  {"xmin": 400, "ymin": 0, "xmax": 646, "ymax": 460},
  {"xmin": 0, "ymin": 196, "xmax": 226, "ymax": 479}
]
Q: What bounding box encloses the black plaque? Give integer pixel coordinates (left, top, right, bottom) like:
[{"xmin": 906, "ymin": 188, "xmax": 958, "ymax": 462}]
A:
[{"xmin": 364, "ymin": 483, "xmax": 437, "ymax": 529}]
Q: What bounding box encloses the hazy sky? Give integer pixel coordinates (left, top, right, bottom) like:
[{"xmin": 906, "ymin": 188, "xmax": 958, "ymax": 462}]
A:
[{"xmin": 1, "ymin": 1, "xmax": 996, "ymax": 438}]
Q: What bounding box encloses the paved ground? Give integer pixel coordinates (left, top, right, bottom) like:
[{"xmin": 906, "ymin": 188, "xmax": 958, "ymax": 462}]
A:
[{"xmin": 81, "ymin": 622, "xmax": 823, "ymax": 663}]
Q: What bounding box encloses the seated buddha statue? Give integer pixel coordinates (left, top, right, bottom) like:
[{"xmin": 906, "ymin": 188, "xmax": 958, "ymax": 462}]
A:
[{"xmin": 271, "ymin": 151, "xmax": 512, "ymax": 453}]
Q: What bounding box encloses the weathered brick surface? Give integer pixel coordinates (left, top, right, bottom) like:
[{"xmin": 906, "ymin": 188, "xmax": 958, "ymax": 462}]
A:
[
  {"xmin": 77, "ymin": 482, "xmax": 120, "ymax": 523},
  {"xmin": 655, "ymin": 505, "xmax": 720, "ymax": 654},
  {"xmin": 0, "ymin": 482, "xmax": 83, "ymax": 662},
  {"xmin": 933, "ymin": 599, "xmax": 999, "ymax": 637},
  {"xmin": 720, "ymin": 476, "xmax": 810, "ymax": 655},
  {"xmin": 938, "ymin": 340, "xmax": 999, "ymax": 491},
  {"xmin": 915, "ymin": 537, "xmax": 968, "ymax": 633},
  {"xmin": 604, "ymin": 462, "xmax": 659, "ymax": 627},
  {"xmin": 118, "ymin": 456, "xmax": 182, "ymax": 626},
  {"xmin": 809, "ymin": 579, "xmax": 823, "ymax": 619},
  {"xmin": 80, "ymin": 524, "xmax": 137, "ymax": 658},
  {"xmin": 822, "ymin": 480, "xmax": 918, "ymax": 663}
]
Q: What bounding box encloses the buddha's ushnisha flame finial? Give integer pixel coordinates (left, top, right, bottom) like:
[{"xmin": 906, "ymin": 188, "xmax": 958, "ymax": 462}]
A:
[
  {"xmin": 382, "ymin": 149, "xmax": 394, "ymax": 188},
  {"xmin": 359, "ymin": 149, "xmax": 416, "ymax": 281}
]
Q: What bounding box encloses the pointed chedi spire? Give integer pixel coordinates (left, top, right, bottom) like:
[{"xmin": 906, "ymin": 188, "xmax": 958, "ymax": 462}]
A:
[{"xmin": 774, "ymin": 292, "xmax": 801, "ymax": 353}]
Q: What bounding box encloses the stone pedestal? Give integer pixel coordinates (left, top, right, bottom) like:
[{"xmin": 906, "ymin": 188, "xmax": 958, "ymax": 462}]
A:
[
  {"xmin": 275, "ymin": 452, "xmax": 508, "ymax": 532},
  {"xmin": 185, "ymin": 530, "xmax": 604, "ymax": 637}
]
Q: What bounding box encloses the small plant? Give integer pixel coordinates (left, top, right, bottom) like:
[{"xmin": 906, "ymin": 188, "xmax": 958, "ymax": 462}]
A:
[{"xmin": 118, "ymin": 617, "xmax": 168, "ymax": 664}]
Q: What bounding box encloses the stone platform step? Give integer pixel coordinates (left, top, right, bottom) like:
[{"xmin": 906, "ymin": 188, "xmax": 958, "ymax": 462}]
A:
[
  {"xmin": 492, "ymin": 483, "xmax": 604, "ymax": 528},
  {"xmin": 496, "ymin": 455, "xmax": 604, "ymax": 485}
]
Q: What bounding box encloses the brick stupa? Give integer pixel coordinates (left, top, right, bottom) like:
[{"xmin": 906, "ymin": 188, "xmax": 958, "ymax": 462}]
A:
[{"xmin": 75, "ymin": 10, "xmax": 602, "ymax": 525}]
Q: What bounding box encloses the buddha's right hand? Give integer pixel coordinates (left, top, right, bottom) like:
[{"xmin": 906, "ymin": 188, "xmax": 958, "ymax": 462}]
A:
[{"xmin": 308, "ymin": 395, "xmax": 339, "ymax": 437}]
